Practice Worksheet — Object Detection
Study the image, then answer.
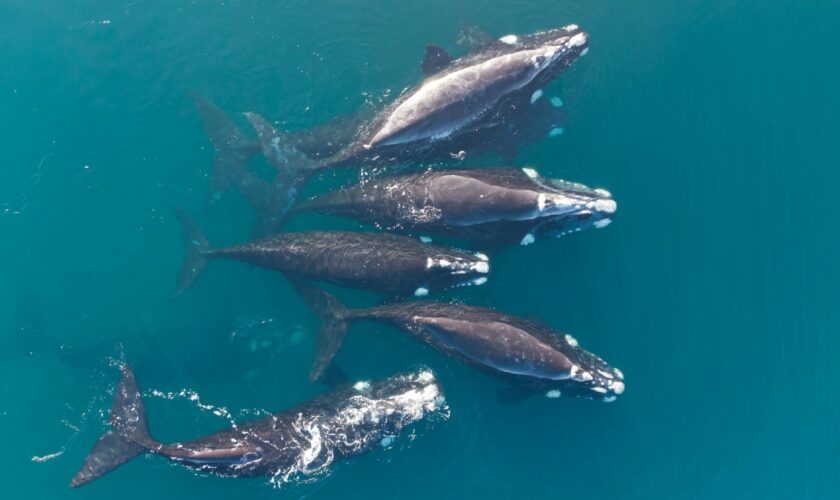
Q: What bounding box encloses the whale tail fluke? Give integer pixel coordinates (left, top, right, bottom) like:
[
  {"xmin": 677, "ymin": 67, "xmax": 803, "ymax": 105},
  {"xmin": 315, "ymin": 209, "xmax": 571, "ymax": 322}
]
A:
[
  {"xmin": 291, "ymin": 281, "xmax": 351, "ymax": 382},
  {"xmin": 70, "ymin": 365, "xmax": 159, "ymax": 488},
  {"xmin": 173, "ymin": 207, "xmax": 215, "ymax": 296},
  {"xmin": 191, "ymin": 94, "xmax": 261, "ymax": 206}
]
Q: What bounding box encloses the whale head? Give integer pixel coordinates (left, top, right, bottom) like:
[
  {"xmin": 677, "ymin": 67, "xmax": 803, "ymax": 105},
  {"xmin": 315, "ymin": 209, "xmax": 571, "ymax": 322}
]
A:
[
  {"xmin": 422, "ymin": 251, "xmax": 491, "ymax": 294},
  {"xmin": 511, "ymin": 25, "xmax": 590, "ymax": 86},
  {"xmin": 542, "ymin": 334, "xmax": 625, "ymax": 402},
  {"xmin": 518, "ymin": 168, "xmax": 616, "ymax": 244}
]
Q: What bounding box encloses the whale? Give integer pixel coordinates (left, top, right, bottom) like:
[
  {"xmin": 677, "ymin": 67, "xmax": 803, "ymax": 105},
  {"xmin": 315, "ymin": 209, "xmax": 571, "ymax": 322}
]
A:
[
  {"xmin": 296, "ymin": 285, "xmax": 624, "ymax": 401},
  {"xmin": 194, "ymin": 26, "xmax": 588, "ymax": 235},
  {"xmin": 291, "ymin": 167, "xmax": 616, "ymax": 246},
  {"xmin": 174, "ymin": 208, "xmax": 490, "ymax": 296},
  {"xmin": 70, "ymin": 364, "xmax": 446, "ymax": 487}
]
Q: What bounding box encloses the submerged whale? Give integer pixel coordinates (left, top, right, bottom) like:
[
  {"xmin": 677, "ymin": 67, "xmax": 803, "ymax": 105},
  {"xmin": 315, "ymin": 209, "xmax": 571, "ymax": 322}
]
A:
[
  {"xmin": 297, "ymin": 285, "xmax": 624, "ymax": 401},
  {"xmin": 195, "ymin": 25, "xmax": 588, "ymax": 234},
  {"xmin": 70, "ymin": 365, "xmax": 446, "ymax": 487},
  {"xmin": 291, "ymin": 167, "xmax": 616, "ymax": 246},
  {"xmin": 174, "ymin": 209, "xmax": 490, "ymax": 296}
]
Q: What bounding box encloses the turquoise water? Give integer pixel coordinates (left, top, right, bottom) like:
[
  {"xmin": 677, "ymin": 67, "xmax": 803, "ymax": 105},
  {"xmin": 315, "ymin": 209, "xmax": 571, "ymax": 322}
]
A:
[{"xmin": 2, "ymin": 0, "xmax": 839, "ymax": 498}]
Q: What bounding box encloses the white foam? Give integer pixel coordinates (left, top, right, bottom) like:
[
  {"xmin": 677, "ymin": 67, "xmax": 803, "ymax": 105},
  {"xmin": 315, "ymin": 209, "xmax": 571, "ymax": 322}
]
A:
[{"xmin": 353, "ymin": 381, "xmax": 371, "ymax": 392}]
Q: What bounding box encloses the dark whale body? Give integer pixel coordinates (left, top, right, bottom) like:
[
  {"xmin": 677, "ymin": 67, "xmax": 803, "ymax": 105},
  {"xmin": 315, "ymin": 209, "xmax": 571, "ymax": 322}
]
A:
[
  {"xmin": 70, "ymin": 365, "xmax": 445, "ymax": 487},
  {"xmin": 174, "ymin": 209, "xmax": 490, "ymax": 296},
  {"xmin": 299, "ymin": 286, "xmax": 624, "ymax": 401},
  {"xmin": 292, "ymin": 167, "xmax": 616, "ymax": 246}
]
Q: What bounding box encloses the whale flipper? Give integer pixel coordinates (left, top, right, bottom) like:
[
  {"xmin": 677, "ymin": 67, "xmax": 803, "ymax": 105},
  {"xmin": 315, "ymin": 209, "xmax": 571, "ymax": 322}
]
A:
[
  {"xmin": 422, "ymin": 45, "xmax": 453, "ymax": 76},
  {"xmin": 173, "ymin": 207, "xmax": 215, "ymax": 296},
  {"xmin": 192, "ymin": 94, "xmax": 261, "ymax": 206},
  {"xmin": 291, "ymin": 282, "xmax": 352, "ymax": 382},
  {"xmin": 70, "ymin": 365, "xmax": 158, "ymax": 488}
]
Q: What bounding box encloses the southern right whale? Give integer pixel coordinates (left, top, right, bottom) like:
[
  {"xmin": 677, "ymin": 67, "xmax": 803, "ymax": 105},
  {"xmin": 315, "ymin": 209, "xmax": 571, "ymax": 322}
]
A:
[
  {"xmin": 174, "ymin": 209, "xmax": 490, "ymax": 296},
  {"xmin": 291, "ymin": 167, "xmax": 616, "ymax": 246},
  {"xmin": 70, "ymin": 364, "xmax": 446, "ymax": 487},
  {"xmin": 297, "ymin": 285, "xmax": 625, "ymax": 401}
]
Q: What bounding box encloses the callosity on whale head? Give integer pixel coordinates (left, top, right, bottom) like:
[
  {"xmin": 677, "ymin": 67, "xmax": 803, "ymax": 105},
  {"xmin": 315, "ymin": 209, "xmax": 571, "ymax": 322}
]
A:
[
  {"xmin": 507, "ymin": 24, "xmax": 590, "ymax": 85},
  {"xmin": 519, "ymin": 168, "xmax": 616, "ymax": 245},
  {"xmin": 541, "ymin": 334, "xmax": 626, "ymax": 402}
]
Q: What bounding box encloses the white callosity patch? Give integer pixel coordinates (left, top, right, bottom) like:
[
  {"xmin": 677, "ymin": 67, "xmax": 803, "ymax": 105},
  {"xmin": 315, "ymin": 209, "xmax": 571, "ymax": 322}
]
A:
[
  {"xmin": 594, "ymin": 219, "xmax": 612, "ymax": 229},
  {"xmin": 609, "ymin": 381, "xmax": 625, "ymax": 395},
  {"xmin": 564, "ymin": 334, "xmax": 579, "ymax": 347},
  {"xmin": 580, "ymin": 47, "xmax": 589, "ymax": 57},
  {"xmin": 548, "ymin": 127, "xmax": 564, "ymax": 137},
  {"xmin": 570, "ymin": 365, "xmax": 593, "ymax": 382},
  {"xmin": 471, "ymin": 277, "xmax": 488, "ymax": 286},
  {"xmin": 591, "ymin": 386, "xmax": 608, "ymax": 394},
  {"xmin": 530, "ymin": 89, "xmax": 544, "ymax": 104},
  {"xmin": 614, "ymin": 368, "xmax": 625, "ymax": 380},
  {"xmin": 498, "ymin": 34, "xmax": 519, "ymax": 45},
  {"xmin": 589, "ymin": 199, "xmax": 617, "ymax": 214},
  {"xmin": 569, "ymin": 32, "xmax": 588, "ymax": 48},
  {"xmin": 550, "ymin": 96, "xmax": 564, "ymax": 107},
  {"xmin": 472, "ymin": 261, "xmax": 490, "ymax": 274},
  {"xmin": 545, "ymin": 390, "xmax": 562, "ymax": 399},
  {"xmin": 414, "ymin": 287, "xmax": 429, "ymax": 297},
  {"xmin": 419, "ymin": 236, "xmax": 432, "ymax": 243},
  {"xmin": 594, "ymin": 188, "xmax": 612, "ymax": 198},
  {"xmin": 522, "ymin": 167, "xmax": 539, "ymax": 179}
]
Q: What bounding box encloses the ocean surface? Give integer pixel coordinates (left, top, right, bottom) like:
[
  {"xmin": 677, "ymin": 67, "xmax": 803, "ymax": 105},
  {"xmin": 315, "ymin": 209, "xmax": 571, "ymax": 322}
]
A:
[{"xmin": 2, "ymin": 1, "xmax": 838, "ymax": 498}]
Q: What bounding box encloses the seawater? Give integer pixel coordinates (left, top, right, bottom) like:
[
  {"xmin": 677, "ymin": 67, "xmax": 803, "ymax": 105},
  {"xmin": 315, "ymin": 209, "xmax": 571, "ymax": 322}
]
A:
[{"xmin": 1, "ymin": 1, "xmax": 838, "ymax": 498}]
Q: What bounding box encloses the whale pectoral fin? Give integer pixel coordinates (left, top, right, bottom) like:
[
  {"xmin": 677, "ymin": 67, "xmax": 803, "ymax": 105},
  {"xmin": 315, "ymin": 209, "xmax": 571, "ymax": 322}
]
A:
[{"xmin": 422, "ymin": 45, "xmax": 453, "ymax": 76}]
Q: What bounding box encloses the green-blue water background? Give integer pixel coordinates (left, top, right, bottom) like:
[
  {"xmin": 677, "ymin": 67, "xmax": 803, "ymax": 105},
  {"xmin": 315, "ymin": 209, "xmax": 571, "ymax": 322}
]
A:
[{"xmin": 2, "ymin": 1, "xmax": 838, "ymax": 498}]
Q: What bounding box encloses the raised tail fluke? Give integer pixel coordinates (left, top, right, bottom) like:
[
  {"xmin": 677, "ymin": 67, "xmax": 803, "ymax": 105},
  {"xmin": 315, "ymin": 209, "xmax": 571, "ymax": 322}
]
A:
[
  {"xmin": 290, "ymin": 281, "xmax": 352, "ymax": 382},
  {"xmin": 173, "ymin": 207, "xmax": 215, "ymax": 296},
  {"xmin": 191, "ymin": 94, "xmax": 261, "ymax": 205},
  {"xmin": 70, "ymin": 365, "xmax": 158, "ymax": 488}
]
